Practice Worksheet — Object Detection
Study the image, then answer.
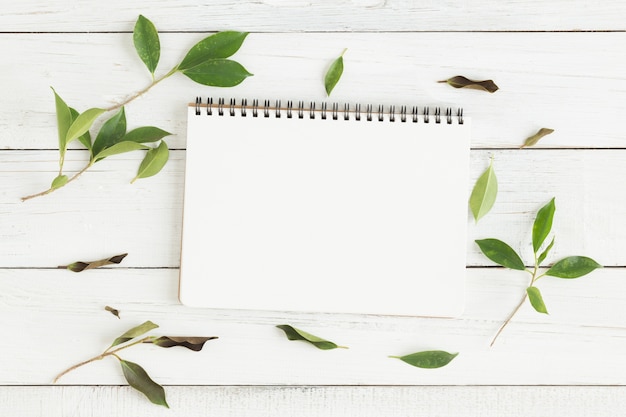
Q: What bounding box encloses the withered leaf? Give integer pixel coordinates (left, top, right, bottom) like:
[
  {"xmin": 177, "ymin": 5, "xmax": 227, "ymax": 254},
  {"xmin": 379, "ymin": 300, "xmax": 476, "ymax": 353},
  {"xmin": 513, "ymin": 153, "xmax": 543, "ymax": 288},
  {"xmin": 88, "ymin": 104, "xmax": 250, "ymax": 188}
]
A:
[
  {"xmin": 60, "ymin": 253, "xmax": 128, "ymax": 272},
  {"xmin": 147, "ymin": 336, "xmax": 218, "ymax": 351},
  {"xmin": 438, "ymin": 75, "xmax": 499, "ymax": 93},
  {"xmin": 276, "ymin": 324, "xmax": 348, "ymax": 350},
  {"xmin": 110, "ymin": 320, "xmax": 159, "ymax": 348},
  {"xmin": 105, "ymin": 305, "xmax": 121, "ymax": 319},
  {"xmin": 520, "ymin": 128, "xmax": 555, "ymax": 148}
]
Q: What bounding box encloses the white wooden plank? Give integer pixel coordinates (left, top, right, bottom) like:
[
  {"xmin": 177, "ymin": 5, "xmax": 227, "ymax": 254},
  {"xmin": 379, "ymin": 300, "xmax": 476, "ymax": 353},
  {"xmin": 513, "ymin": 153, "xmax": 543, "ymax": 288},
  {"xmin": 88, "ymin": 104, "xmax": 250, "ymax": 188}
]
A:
[
  {"xmin": 1, "ymin": 385, "xmax": 625, "ymax": 417},
  {"xmin": 2, "ymin": 149, "xmax": 620, "ymax": 267},
  {"xmin": 0, "ymin": 268, "xmax": 623, "ymax": 385},
  {"xmin": 1, "ymin": 33, "xmax": 625, "ymax": 150},
  {"xmin": 1, "ymin": 0, "xmax": 625, "ymax": 32}
]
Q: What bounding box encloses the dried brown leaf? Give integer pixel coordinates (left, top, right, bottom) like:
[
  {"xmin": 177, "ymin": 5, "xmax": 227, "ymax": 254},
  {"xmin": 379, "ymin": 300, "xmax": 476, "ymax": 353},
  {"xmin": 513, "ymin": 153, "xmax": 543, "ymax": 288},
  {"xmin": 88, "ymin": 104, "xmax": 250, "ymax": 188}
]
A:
[
  {"xmin": 59, "ymin": 253, "xmax": 128, "ymax": 272},
  {"xmin": 147, "ymin": 336, "xmax": 218, "ymax": 351},
  {"xmin": 105, "ymin": 305, "xmax": 121, "ymax": 319},
  {"xmin": 438, "ymin": 75, "xmax": 499, "ymax": 93},
  {"xmin": 520, "ymin": 128, "xmax": 555, "ymax": 148}
]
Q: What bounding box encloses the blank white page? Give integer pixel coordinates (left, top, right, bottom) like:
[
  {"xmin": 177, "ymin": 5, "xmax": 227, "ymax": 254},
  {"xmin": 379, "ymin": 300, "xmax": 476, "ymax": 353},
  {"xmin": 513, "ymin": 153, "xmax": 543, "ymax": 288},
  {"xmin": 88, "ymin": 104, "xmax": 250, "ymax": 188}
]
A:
[{"xmin": 180, "ymin": 103, "xmax": 470, "ymax": 317}]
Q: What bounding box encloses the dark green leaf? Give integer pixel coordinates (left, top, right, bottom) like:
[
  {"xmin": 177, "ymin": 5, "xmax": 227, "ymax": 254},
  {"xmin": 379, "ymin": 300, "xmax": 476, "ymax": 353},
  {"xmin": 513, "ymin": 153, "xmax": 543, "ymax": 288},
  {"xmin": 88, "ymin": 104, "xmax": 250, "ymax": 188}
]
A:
[
  {"xmin": 51, "ymin": 88, "xmax": 72, "ymax": 159},
  {"xmin": 537, "ymin": 237, "xmax": 555, "ymax": 265},
  {"xmin": 532, "ymin": 198, "xmax": 556, "ymax": 254},
  {"xmin": 69, "ymin": 107, "xmax": 92, "ymax": 151},
  {"xmin": 123, "ymin": 126, "xmax": 171, "ymax": 143},
  {"xmin": 118, "ymin": 359, "xmax": 168, "ymax": 408},
  {"xmin": 526, "ymin": 286, "xmax": 548, "ymax": 314},
  {"xmin": 92, "ymin": 107, "xmax": 127, "ymax": 159},
  {"xmin": 93, "ymin": 141, "xmax": 150, "ymax": 160},
  {"xmin": 59, "ymin": 253, "xmax": 128, "ymax": 273},
  {"xmin": 438, "ymin": 75, "xmax": 499, "ymax": 93},
  {"xmin": 110, "ymin": 320, "xmax": 159, "ymax": 348},
  {"xmin": 475, "ymin": 238, "xmax": 526, "ymax": 270},
  {"xmin": 180, "ymin": 59, "xmax": 252, "ymax": 87},
  {"xmin": 390, "ymin": 350, "xmax": 458, "ymax": 369},
  {"xmin": 132, "ymin": 141, "xmax": 169, "ymax": 183},
  {"xmin": 148, "ymin": 336, "xmax": 218, "ymax": 351},
  {"xmin": 105, "ymin": 305, "xmax": 121, "ymax": 319},
  {"xmin": 469, "ymin": 157, "xmax": 497, "ymax": 222},
  {"xmin": 51, "ymin": 174, "xmax": 68, "ymax": 190},
  {"xmin": 325, "ymin": 49, "xmax": 346, "ymax": 96},
  {"xmin": 520, "ymin": 128, "xmax": 554, "ymax": 148},
  {"xmin": 133, "ymin": 15, "xmax": 160, "ymax": 75},
  {"xmin": 276, "ymin": 325, "xmax": 347, "ymax": 350},
  {"xmin": 177, "ymin": 31, "xmax": 249, "ymax": 71},
  {"xmin": 65, "ymin": 107, "xmax": 105, "ymax": 145},
  {"xmin": 545, "ymin": 256, "xmax": 602, "ymax": 279}
]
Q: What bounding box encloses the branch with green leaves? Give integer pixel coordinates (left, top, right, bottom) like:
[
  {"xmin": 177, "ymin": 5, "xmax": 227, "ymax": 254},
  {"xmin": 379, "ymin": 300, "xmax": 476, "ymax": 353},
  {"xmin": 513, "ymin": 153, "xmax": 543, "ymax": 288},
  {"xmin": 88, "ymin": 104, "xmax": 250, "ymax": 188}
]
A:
[
  {"xmin": 475, "ymin": 198, "xmax": 602, "ymax": 346},
  {"xmin": 53, "ymin": 320, "xmax": 217, "ymax": 408},
  {"xmin": 22, "ymin": 15, "xmax": 252, "ymax": 201}
]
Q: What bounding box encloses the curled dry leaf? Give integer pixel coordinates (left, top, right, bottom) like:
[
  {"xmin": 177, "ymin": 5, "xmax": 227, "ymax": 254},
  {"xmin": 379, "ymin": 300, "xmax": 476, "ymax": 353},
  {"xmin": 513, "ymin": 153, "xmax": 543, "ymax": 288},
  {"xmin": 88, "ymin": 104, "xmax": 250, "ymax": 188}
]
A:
[
  {"xmin": 147, "ymin": 336, "xmax": 218, "ymax": 351},
  {"xmin": 520, "ymin": 128, "xmax": 554, "ymax": 148},
  {"xmin": 59, "ymin": 253, "xmax": 128, "ymax": 272},
  {"xmin": 276, "ymin": 324, "xmax": 347, "ymax": 350},
  {"xmin": 105, "ymin": 305, "xmax": 121, "ymax": 319},
  {"xmin": 438, "ymin": 75, "xmax": 499, "ymax": 93}
]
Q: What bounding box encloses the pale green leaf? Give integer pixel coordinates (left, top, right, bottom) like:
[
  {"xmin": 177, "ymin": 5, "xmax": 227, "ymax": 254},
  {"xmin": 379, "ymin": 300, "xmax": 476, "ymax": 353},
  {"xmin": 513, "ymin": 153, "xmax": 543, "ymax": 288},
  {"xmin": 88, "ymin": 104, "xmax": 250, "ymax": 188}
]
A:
[
  {"xmin": 276, "ymin": 325, "xmax": 347, "ymax": 350},
  {"xmin": 469, "ymin": 157, "xmax": 497, "ymax": 222},
  {"xmin": 181, "ymin": 59, "xmax": 252, "ymax": 87},
  {"xmin": 177, "ymin": 31, "xmax": 249, "ymax": 71},
  {"xmin": 545, "ymin": 256, "xmax": 602, "ymax": 279},
  {"xmin": 390, "ymin": 350, "xmax": 458, "ymax": 369},
  {"xmin": 69, "ymin": 108, "xmax": 92, "ymax": 151},
  {"xmin": 526, "ymin": 286, "xmax": 548, "ymax": 314},
  {"xmin": 133, "ymin": 15, "xmax": 160, "ymax": 75},
  {"xmin": 93, "ymin": 141, "xmax": 150, "ymax": 161},
  {"xmin": 123, "ymin": 126, "xmax": 171, "ymax": 143},
  {"xmin": 119, "ymin": 359, "xmax": 169, "ymax": 408},
  {"xmin": 92, "ymin": 107, "xmax": 127, "ymax": 159},
  {"xmin": 110, "ymin": 320, "xmax": 159, "ymax": 348},
  {"xmin": 65, "ymin": 107, "xmax": 105, "ymax": 145},
  {"xmin": 51, "ymin": 174, "xmax": 68, "ymax": 190},
  {"xmin": 537, "ymin": 237, "xmax": 555, "ymax": 265},
  {"xmin": 132, "ymin": 141, "xmax": 169, "ymax": 183},
  {"xmin": 51, "ymin": 88, "xmax": 72, "ymax": 159},
  {"xmin": 521, "ymin": 128, "xmax": 554, "ymax": 148},
  {"xmin": 475, "ymin": 238, "xmax": 526, "ymax": 270},
  {"xmin": 325, "ymin": 49, "xmax": 346, "ymax": 96}
]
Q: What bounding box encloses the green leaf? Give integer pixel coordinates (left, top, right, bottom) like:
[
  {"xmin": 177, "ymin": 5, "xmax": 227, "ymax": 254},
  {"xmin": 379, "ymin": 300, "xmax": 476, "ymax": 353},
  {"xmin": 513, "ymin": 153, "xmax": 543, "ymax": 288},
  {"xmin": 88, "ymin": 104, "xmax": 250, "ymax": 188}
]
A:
[
  {"xmin": 118, "ymin": 359, "xmax": 168, "ymax": 408},
  {"xmin": 69, "ymin": 108, "xmax": 92, "ymax": 151},
  {"xmin": 177, "ymin": 31, "xmax": 249, "ymax": 71},
  {"xmin": 390, "ymin": 350, "xmax": 458, "ymax": 369},
  {"xmin": 276, "ymin": 325, "xmax": 347, "ymax": 350},
  {"xmin": 147, "ymin": 336, "xmax": 218, "ymax": 351},
  {"xmin": 532, "ymin": 198, "xmax": 556, "ymax": 254},
  {"xmin": 469, "ymin": 157, "xmax": 498, "ymax": 222},
  {"xmin": 537, "ymin": 237, "xmax": 555, "ymax": 265},
  {"xmin": 132, "ymin": 141, "xmax": 169, "ymax": 183},
  {"xmin": 133, "ymin": 15, "xmax": 160, "ymax": 75},
  {"xmin": 51, "ymin": 174, "xmax": 68, "ymax": 190},
  {"xmin": 475, "ymin": 238, "xmax": 526, "ymax": 270},
  {"xmin": 110, "ymin": 320, "xmax": 159, "ymax": 348},
  {"xmin": 545, "ymin": 256, "xmax": 602, "ymax": 279},
  {"xmin": 92, "ymin": 107, "xmax": 127, "ymax": 159},
  {"xmin": 51, "ymin": 88, "xmax": 72, "ymax": 160},
  {"xmin": 526, "ymin": 286, "xmax": 548, "ymax": 314},
  {"xmin": 65, "ymin": 107, "xmax": 105, "ymax": 145},
  {"xmin": 521, "ymin": 128, "xmax": 555, "ymax": 148},
  {"xmin": 60, "ymin": 253, "xmax": 128, "ymax": 273},
  {"xmin": 180, "ymin": 59, "xmax": 252, "ymax": 87},
  {"xmin": 123, "ymin": 126, "xmax": 172, "ymax": 143},
  {"xmin": 325, "ymin": 49, "xmax": 346, "ymax": 96},
  {"xmin": 93, "ymin": 141, "xmax": 150, "ymax": 161},
  {"xmin": 438, "ymin": 75, "xmax": 499, "ymax": 93}
]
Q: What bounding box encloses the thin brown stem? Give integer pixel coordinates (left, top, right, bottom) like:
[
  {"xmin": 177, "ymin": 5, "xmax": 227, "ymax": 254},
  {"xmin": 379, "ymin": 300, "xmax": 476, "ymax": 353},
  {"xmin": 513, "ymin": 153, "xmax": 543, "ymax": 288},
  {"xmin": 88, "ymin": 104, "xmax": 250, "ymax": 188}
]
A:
[
  {"xmin": 104, "ymin": 67, "xmax": 177, "ymax": 112},
  {"xmin": 22, "ymin": 162, "xmax": 93, "ymax": 201},
  {"xmin": 489, "ymin": 291, "xmax": 529, "ymax": 347}
]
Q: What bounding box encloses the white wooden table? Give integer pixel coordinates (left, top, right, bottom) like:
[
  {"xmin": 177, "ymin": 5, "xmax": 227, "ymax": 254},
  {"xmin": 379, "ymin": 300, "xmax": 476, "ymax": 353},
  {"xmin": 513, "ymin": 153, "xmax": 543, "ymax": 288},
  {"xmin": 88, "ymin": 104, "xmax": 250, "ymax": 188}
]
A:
[{"xmin": 3, "ymin": 1, "xmax": 626, "ymax": 415}]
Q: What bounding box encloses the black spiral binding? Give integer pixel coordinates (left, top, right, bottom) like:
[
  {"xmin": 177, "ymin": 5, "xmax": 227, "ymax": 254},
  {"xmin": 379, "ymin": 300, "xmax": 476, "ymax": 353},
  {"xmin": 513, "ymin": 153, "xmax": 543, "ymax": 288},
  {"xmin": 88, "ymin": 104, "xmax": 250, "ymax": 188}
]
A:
[{"xmin": 194, "ymin": 97, "xmax": 464, "ymax": 124}]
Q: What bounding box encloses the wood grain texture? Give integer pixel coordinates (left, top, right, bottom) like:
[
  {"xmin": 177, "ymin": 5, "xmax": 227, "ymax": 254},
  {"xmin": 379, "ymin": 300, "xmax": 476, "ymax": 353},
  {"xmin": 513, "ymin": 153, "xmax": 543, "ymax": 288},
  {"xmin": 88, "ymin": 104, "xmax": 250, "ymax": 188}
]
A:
[
  {"xmin": 1, "ymin": 33, "xmax": 625, "ymax": 150},
  {"xmin": 1, "ymin": 0, "xmax": 626, "ymax": 32}
]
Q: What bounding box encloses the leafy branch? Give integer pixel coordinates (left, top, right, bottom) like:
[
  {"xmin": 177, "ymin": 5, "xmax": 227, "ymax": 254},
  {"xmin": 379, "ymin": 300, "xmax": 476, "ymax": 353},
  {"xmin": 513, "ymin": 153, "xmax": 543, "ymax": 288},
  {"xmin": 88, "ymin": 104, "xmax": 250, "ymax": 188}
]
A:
[
  {"xmin": 22, "ymin": 15, "xmax": 252, "ymax": 201},
  {"xmin": 475, "ymin": 198, "xmax": 602, "ymax": 346},
  {"xmin": 53, "ymin": 320, "xmax": 217, "ymax": 407}
]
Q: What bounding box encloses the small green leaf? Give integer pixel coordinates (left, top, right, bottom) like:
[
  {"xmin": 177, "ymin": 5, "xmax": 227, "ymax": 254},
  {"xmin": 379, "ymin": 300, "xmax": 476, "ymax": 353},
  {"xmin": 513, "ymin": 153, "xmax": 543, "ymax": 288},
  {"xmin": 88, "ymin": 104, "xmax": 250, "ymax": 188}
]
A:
[
  {"xmin": 132, "ymin": 141, "xmax": 169, "ymax": 183},
  {"xmin": 133, "ymin": 15, "xmax": 160, "ymax": 75},
  {"xmin": 123, "ymin": 126, "xmax": 172, "ymax": 143},
  {"xmin": 93, "ymin": 141, "xmax": 150, "ymax": 161},
  {"xmin": 51, "ymin": 174, "xmax": 68, "ymax": 190},
  {"xmin": 177, "ymin": 31, "xmax": 249, "ymax": 71},
  {"xmin": 110, "ymin": 320, "xmax": 159, "ymax": 348},
  {"xmin": 69, "ymin": 108, "xmax": 92, "ymax": 151},
  {"xmin": 118, "ymin": 359, "xmax": 168, "ymax": 408},
  {"xmin": 105, "ymin": 305, "xmax": 121, "ymax": 319},
  {"xmin": 51, "ymin": 88, "xmax": 72, "ymax": 159},
  {"xmin": 147, "ymin": 336, "xmax": 218, "ymax": 351},
  {"xmin": 521, "ymin": 128, "xmax": 555, "ymax": 148},
  {"xmin": 276, "ymin": 325, "xmax": 347, "ymax": 350},
  {"xmin": 65, "ymin": 107, "xmax": 105, "ymax": 144},
  {"xmin": 532, "ymin": 198, "xmax": 556, "ymax": 254},
  {"xmin": 390, "ymin": 350, "xmax": 458, "ymax": 369},
  {"xmin": 475, "ymin": 238, "xmax": 526, "ymax": 270},
  {"xmin": 537, "ymin": 237, "xmax": 555, "ymax": 265},
  {"xmin": 92, "ymin": 107, "xmax": 127, "ymax": 159},
  {"xmin": 545, "ymin": 256, "xmax": 602, "ymax": 279},
  {"xmin": 180, "ymin": 59, "xmax": 252, "ymax": 87},
  {"xmin": 325, "ymin": 49, "xmax": 346, "ymax": 96},
  {"xmin": 60, "ymin": 253, "xmax": 128, "ymax": 273},
  {"xmin": 438, "ymin": 75, "xmax": 499, "ymax": 93},
  {"xmin": 469, "ymin": 157, "xmax": 498, "ymax": 222},
  {"xmin": 526, "ymin": 286, "xmax": 548, "ymax": 314}
]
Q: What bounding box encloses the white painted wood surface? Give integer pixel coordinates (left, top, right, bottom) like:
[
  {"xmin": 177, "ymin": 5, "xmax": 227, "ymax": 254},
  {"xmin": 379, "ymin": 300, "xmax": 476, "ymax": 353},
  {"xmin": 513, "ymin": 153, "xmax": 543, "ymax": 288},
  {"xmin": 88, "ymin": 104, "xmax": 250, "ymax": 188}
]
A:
[{"xmin": 2, "ymin": 1, "xmax": 626, "ymax": 415}]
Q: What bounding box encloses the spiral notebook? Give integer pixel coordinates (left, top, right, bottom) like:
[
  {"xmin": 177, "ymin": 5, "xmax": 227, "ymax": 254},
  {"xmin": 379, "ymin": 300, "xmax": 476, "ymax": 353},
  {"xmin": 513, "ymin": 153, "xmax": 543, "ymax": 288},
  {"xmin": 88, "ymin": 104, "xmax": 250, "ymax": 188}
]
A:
[{"xmin": 179, "ymin": 98, "xmax": 470, "ymax": 317}]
